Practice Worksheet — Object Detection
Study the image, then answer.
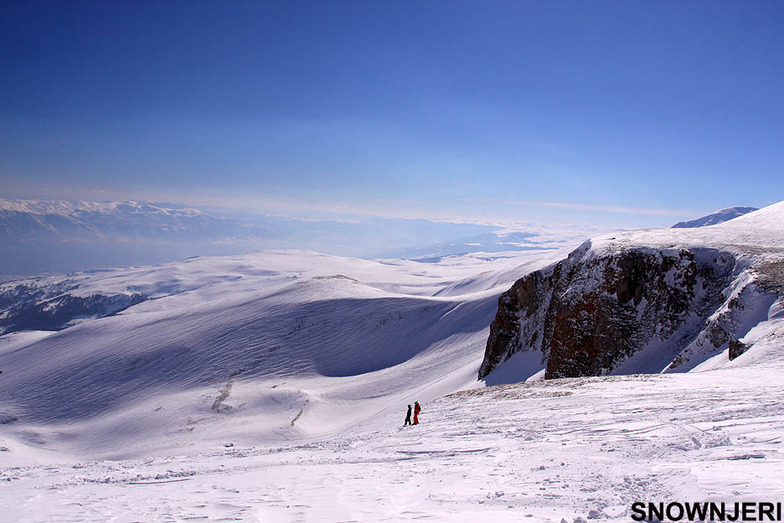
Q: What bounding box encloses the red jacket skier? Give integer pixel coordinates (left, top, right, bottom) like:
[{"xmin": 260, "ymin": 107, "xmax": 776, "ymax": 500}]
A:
[{"xmin": 413, "ymin": 401, "xmax": 421, "ymax": 425}]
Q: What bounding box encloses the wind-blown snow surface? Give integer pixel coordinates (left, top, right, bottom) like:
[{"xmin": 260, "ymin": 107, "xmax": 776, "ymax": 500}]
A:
[
  {"xmin": 2, "ymin": 206, "xmax": 784, "ymax": 520},
  {"xmin": 0, "ymin": 248, "xmax": 564, "ymax": 459},
  {"xmin": 3, "ymin": 345, "xmax": 784, "ymax": 522}
]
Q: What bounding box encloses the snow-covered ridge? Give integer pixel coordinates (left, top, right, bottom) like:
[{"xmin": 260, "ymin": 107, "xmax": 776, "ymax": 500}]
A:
[
  {"xmin": 481, "ymin": 201, "xmax": 784, "ymax": 382},
  {"xmin": 0, "ymin": 197, "xmax": 273, "ymax": 243},
  {"xmin": 592, "ymin": 200, "xmax": 784, "ymax": 255},
  {"xmin": 0, "ymin": 197, "xmax": 609, "ymax": 276},
  {"xmin": 0, "ymin": 247, "xmax": 567, "ymax": 460},
  {"xmin": 1, "ymin": 211, "xmax": 783, "ymax": 519},
  {"xmin": 0, "ymin": 198, "xmax": 204, "ymax": 216},
  {"xmin": 671, "ymin": 206, "xmax": 758, "ymax": 228},
  {"xmin": 0, "ymin": 278, "xmax": 144, "ymax": 335}
]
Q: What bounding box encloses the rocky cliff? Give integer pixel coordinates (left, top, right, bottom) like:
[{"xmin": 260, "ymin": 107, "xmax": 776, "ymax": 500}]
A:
[{"xmin": 480, "ymin": 204, "xmax": 784, "ymax": 381}]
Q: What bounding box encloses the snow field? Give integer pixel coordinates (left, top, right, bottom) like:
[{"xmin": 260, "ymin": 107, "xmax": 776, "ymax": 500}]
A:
[
  {"xmin": 0, "ymin": 248, "xmax": 568, "ymax": 460},
  {"xmin": 3, "ymin": 357, "xmax": 783, "ymax": 522},
  {"xmin": 2, "ymin": 203, "xmax": 784, "ymax": 521}
]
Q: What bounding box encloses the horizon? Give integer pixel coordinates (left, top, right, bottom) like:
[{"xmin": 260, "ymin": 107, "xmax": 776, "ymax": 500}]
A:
[
  {"xmin": 0, "ymin": 190, "xmax": 769, "ymax": 277},
  {"xmin": 2, "ymin": 1, "xmax": 783, "ymax": 232},
  {"xmin": 0, "ymin": 191, "xmax": 771, "ymax": 230}
]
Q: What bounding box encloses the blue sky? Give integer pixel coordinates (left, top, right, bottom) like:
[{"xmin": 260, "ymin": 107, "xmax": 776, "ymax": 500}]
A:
[{"xmin": 1, "ymin": 0, "xmax": 783, "ymax": 228}]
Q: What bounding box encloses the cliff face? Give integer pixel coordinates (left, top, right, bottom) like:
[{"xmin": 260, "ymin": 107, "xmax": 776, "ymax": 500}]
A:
[{"xmin": 479, "ymin": 241, "xmax": 777, "ymax": 380}]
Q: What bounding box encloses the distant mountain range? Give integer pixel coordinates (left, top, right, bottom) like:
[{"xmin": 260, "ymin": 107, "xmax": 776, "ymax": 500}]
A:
[
  {"xmin": 0, "ymin": 197, "xmax": 603, "ymax": 277},
  {"xmin": 0, "ymin": 198, "xmax": 276, "ymax": 242},
  {"xmin": 1, "ymin": 198, "xmax": 762, "ymax": 278},
  {"xmin": 671, "ymin": 206, "xmax": 758, "ymax": 228}
]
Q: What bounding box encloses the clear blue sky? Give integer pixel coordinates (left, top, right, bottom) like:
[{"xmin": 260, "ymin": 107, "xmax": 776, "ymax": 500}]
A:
[{"xmin": 2, "ymin": 0, "xmax": 783, "ymax": 227}]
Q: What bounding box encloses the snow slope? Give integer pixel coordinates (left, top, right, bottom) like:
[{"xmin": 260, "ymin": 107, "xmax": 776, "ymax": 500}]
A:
[
  {"xmin": 2, "ymin": 337, "xmax": 783, "ymax": 522},
  {"xmin": 0, "ymin": 248, "xmax": 566, "ymax": 461},
  {"xmin": 672, "ymin": 206, "xmax": 758, "ymax": 228},
  {"xmin": 1, "ymin": 206, "xmax": 783, "ymax": 521},
  {"xmin": 592, "ymin": 200, "xmax": 784, "ymax": 255}
]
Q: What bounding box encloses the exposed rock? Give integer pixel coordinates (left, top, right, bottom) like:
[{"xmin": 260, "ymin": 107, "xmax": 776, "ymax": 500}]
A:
[
  {"xmin": 480, "ymin": 241, "xmax": 778, "ymax": 380},
  {"xmin": 0, "ymin": 280, "xmax": 145, "ymax": 334},
  {"xmin": 728, "ymin": 339, "xmax": 749, "ymax": 361}
]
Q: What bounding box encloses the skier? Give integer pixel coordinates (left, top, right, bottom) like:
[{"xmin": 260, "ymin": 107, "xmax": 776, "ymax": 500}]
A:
[
  {"xmin": 413, "ymin": 401, "xmax": 421, "ymax": 425},
  {"xmin": 404, "ymin": 404, "xmax": 412, "ymax": 426}
]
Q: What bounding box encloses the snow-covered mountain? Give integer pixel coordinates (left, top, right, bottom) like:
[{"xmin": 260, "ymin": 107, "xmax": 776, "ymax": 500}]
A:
[
  {"xmin": 671, "ymin": 206, "xmax": 758, "ymax": 228},
  {"xmin": 1, "ymin": 205, "xmax": 783, "ymax": 520},
  {"xmin": 0, "ymin": 247, "xmax": 568, "ymax": 459},
  {"xmin": 0, "ymin": 280, "xmax": 144, "ymax": 335},
  {"xmin": 0, "ymin": 198, "xmax": 273, "ymax": 242},
  {"xmin": 0, "ymin": 197, "xmax": 605, "ymax": 276},
  {"xmin": 0, "ymin": 198, "xmax": 286, "ymax": 276},
  {"xmin": 480, "ymin": 201, "xmax": 784, "ymax": 382}
]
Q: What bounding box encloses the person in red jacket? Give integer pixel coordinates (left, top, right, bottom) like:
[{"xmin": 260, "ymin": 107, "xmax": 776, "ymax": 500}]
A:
[{"xmin": 413, "ymin": 401, "xmax": 421, "ymax": 425}]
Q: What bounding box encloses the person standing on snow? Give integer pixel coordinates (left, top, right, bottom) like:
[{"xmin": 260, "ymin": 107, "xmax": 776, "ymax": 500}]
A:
[
  {"xmin": 413, "ymin": 401, "xmax": 421, "ymax": 425},
  {"xmin": 404, "ymin": 404, "xmax": 412, "ymax": 426}
]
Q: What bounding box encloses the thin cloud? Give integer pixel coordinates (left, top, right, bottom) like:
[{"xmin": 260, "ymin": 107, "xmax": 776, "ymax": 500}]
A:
[{"xmin": 509, "ymin": 200, "xmax": 697, "ymax": 217}]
